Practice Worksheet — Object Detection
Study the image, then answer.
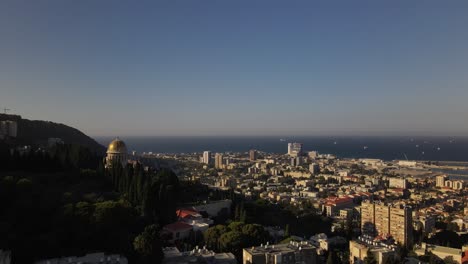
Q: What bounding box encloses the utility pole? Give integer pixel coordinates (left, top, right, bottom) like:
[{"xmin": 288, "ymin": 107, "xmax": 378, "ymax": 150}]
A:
[{"xmin": 2, "ymin": 108, "xmax": 10, "ymax": 114}]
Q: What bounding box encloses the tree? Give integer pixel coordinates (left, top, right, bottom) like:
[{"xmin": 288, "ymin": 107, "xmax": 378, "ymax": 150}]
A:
[
  {"xmin": 394, "ymin": 243, "xmax": 408, "ymax": 262},
  {"xmin": 428, "ymin": 252, "xmax": 443, "ymax": 264},
  {"xmin": 442, "ymin": 256, "xmax": 458, "ymax": 264},
  {"xmin": 204, "ymin": 225, "xmax": 228, "ymax": 251},
  {"xmin": 219, "ymin": 231, "xmax": 245, "ymax": 256},
  {"xmin": 364, "ymin": 250, "xmax": 377, "ymax": 264},
  {"xmin": 284, "ymin": 224, "xmax": 290, "ymax": 238},
  {"xmin": 326, "ymin": 250, "xmax": 339, "ymax": 264},
  {"xmin": 234, "ymin": 204, "xmax": 240, "ymax": 221},
  {"xmin": 133, "ymin": 224, "xmax": 163, "ymax": 264},
  {"xmin": 241, "ymin": 224, "xmax": 270, "ymax": 245},
  {"xmin": 228, "ymin": 221, "xmax": 245, "ymax": 232}
]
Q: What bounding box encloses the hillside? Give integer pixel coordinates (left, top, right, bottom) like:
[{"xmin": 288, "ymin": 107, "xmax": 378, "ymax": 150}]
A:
[{"xmin": 0, "ymin": 114, "xmax": 106, "ymax": 154}]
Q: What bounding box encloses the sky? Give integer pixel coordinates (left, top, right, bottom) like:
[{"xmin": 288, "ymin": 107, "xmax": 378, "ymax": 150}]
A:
[{"xmin": 1, "ymin": 0, "xmax": 468, "ymax": 137}]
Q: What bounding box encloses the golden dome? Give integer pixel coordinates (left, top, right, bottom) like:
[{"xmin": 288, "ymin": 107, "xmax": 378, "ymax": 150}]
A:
[{"xmin": 107, "ymin": 138, "xmax": 128, "ymax": 154}]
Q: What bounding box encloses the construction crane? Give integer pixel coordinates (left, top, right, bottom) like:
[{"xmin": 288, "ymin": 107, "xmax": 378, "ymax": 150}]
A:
[{"xmin": 403, "ymin": 153, "xmax": 409, "ymax": 161}]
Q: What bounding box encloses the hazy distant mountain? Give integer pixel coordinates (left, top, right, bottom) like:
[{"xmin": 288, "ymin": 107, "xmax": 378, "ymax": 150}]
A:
[{"xmin": 0, "ymin": 114, "xmax": 106, "ymax": 154}]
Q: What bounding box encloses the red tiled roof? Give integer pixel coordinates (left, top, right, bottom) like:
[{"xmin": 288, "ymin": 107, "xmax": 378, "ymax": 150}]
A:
[
  {"xmin": 461, "ymin": 249, "xmax": 468, "ymax": 263},
  {"xmin": 164, "ymin": 221, "xmax": 193, "ymax": 232},
  {"xmin": 176, "ymin": 208, "xmax": 200, "ymax": 219},
  {"xmin": 325, "ymin": 197, "xmax": 353, "ymax": 206}
]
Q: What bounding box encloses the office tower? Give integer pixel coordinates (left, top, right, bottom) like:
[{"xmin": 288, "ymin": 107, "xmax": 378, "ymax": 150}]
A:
[
  {"xmin": 249, "ymin": 149, "xmax": 257, "ymax": 161},
  {"xmin": 203, "ymin": 151, "xmax": 212, "ymax": 165},
  {"xmin": 215, "ymin": 153, "xmax": 223, "ymax": 169},
  {"xmin": 287, "ymin": 142, "xmax": 303, "ymax": 156}
]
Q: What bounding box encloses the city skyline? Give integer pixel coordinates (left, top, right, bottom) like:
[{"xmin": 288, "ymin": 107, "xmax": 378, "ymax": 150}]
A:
[{"xmin": 2, "ymin": 1, "xmax": 468, "ymax": 137}]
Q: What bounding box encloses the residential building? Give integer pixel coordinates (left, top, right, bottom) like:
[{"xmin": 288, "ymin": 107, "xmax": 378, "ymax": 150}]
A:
[
  {"xmin": 323, "ymin": 197, "xmax": 354, "ymax": 217},
  {"xmin": 388, "ymin": 177, "xmax": 408, "ymax": 189},
  {"xmin": 414, "ymin": 243, "xmax": 468, "ymax": 264},
  {"xmin": 249, "ymin": 150, "xmax": 258, "ymax": 161},
  {"xmin": 309, "ymin": 163, "xmax": 319, "ymax": 174},
  {"xmin": 417, "ymin": 215, "xmax": 436, "ymax": 234},
  {"xmin": 290, "ymin": 157, "xmax": 301, "ymax": 167},
  {"xmin": 243, "ymin": 241, "xmax": 317, "ymax": 264},
  {"xmin": 287, "ymin": 143, "xmax": 303, "ymax": 157},
  {"xmin": 203, "ymin": 151, "xmax": 212, "ymax": 165},
  {"xmin": 349, "ymin": 240, "xmax": 396, "ymax": 264},
  {"xmin": 163, "ymin": 221, "xmax": 193, "ymax": 242},
  {"xmin": 163, "ymin": 247, "xmax": 237, "ymax": 264},
  {"xmin": 215, "ymin": 153, "xmax": 224, "ymax": 169},
  {"xmin": 436, "ymin": 175, "xmax": 447, "ymax": 188},
  {"xmin": 192, "ymin": 199, "xmax": 232, "ymax": 217},
  {"xmin": 360, "ymin": 201, "xmax": 413, "ymax": 247}
]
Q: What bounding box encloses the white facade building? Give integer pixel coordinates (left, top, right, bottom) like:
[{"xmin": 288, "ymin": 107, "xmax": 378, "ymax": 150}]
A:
[{"xmin": 203, "ymin": 151, "xmax": 212, "ymax": 164}]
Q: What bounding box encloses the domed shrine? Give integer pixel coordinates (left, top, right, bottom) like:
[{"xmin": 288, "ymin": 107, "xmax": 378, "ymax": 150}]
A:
[{"xmin": 105, "ymin": 137, "xmax": 128, "ymax": 168}]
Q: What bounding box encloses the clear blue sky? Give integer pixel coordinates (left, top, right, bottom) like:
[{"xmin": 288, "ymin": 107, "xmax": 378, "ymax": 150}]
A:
[{"xmin": 1, "ymin": 0, "xmax": 468, "ymax": 137}]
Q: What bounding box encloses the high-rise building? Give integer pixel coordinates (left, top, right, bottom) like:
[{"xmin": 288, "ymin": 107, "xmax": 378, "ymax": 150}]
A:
[
  {"xmin": 249, "ymin": 149, "xmax": 258, "ymax": 161},
  {"xmin": 290, "ymin": 156, "xmax": 302, "ymax": 167},
  {"xmin": 389, "ymin": 206, "xmax": 413, "ymax": 247},
  {"xmin": 361, "ymin": 201, "xmax": 413, "ymax": 247},
  {"xmin": 287, "ymin": 142, "xmax": 303, "ymax": 156},
  {"xmin": 435, "ymin": 175, "xmax": 447, "ymax": 188},
  {"xmin": 203, "ymin": 151, "xmax": 212, "ymax": 165},
  {"xmin": 215, "ymin": 153, "xmax": 223, "ymax": 169},
  {"xmin": 309, "ymin": 163, "xmax": 319, "ymax": 174}
]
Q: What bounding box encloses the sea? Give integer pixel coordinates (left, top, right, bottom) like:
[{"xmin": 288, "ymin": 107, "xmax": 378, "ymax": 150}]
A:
[{"xmin": 94, "ymin": 136, "xmax": 468, "ymax": 162}]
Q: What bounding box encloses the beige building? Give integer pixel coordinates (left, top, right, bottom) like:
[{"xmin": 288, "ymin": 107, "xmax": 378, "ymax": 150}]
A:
[
  {"xmin": 163, "ymin": 247, "xmax": 236, "ymax": 264},
  {"xmin": 243, "ymin": 241, "xmax": 317, "ymax": 264},
  {"xmin": 361, "ymin": 201, "xmax": 413, "ymax": 247},
  {"xmin": 417, "ymin": 215, "xmax": 436, "ymax": 234},
  {"xmin": 436, "ymin": 175, "xmax": 447, "ymax": 188},
  {"xmin": 215, "ymin": 153, "xmax": 224, "ymax": 169},
  {"xmin": 388, "ymin": 177, "xmax": 408, "ymax": 189},
  {"xmin": 249, "ymin": 149, "xmax": 258, "ymax": 161},
  {"xmin": 349, "ymin": 240, "xmax": 395, "ymax": 264},
  {"xmin": 203, "ymin": 151, "xmax": 212, "ymax": 165},
  {"xmin": 415, "ymin": 243, "xmax": 468, "ymax": 264}
]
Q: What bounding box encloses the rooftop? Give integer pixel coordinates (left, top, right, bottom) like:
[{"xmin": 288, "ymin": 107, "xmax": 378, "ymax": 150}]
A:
[{"xmin": 244, "ymin": 241, "xmax": 315, "ymax": 255}]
